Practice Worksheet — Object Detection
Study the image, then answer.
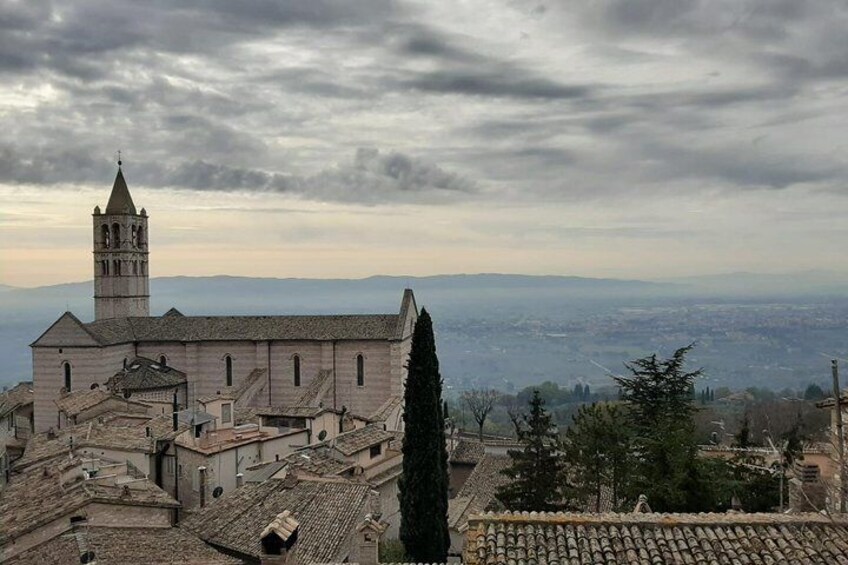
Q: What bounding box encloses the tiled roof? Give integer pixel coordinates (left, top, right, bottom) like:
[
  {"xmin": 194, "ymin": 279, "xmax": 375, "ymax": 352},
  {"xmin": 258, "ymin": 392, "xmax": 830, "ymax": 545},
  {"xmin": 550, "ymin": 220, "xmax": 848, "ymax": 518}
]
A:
[
  {"xmin": 54, "ymin": 389, "xmax": 115, "ymax": 416},
  {"xmin": 295, "ymin": 368, "xmax": 334, "ymax": 407},
  {"xmin": 464, "ymin": 511, "xmax": 848, "ymax": 565},
  {"xmin": 0, "ymin": 382, "xmax": 33, "ymax": 418},
  {"xmin": 284, "ymin": 447, "xmax": 354, "ymax": 477},
  {"xmin": 332, "ymin": 424, "xmax": 394, "ymax": 456},
  {"xmin": 14, "ymin": 416, "xmax": 176, "ymax": 470},
  {"xmin": 6, "ymin": 526, "xmax": 240, "ymax": 565},
  {"xmin": 181, "ymin": 477, "xmax": 371, "ymax": 562},
  {"xmin": 450, "ymin": 454, "xmax": 511, "ymax": 531},
  {"xmin": 370, "ymin": 395, "xmax": 403, "ymax": 422},
  {"xmin": 107, "ymin": 357, "xmax": 186, "ymax": 391},
  {"xmin": 450, "ymin": 439, "xmax": 486, "ymax": 465},
  {"xmin": 256, "ymin": 405, "xmax": 327, "ymax": 418},
  {"xmin": 71, "ymin": 313, "xmax": 401, "ymax": 345},
  {"xmin": 1, "ymin": 457, "xmax": 178, "ymax": 544}
]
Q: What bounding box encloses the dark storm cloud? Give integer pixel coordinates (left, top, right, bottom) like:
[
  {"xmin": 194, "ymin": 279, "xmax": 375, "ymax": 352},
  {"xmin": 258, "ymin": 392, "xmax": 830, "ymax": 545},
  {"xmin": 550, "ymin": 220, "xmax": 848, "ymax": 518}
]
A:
[
  {"xmin": 0, "ymin": 145, "xmax": 474, "ymax": 204},
  {"xmin": 398, "ymin": 70, "xmax": 591, "ymax": 100}
]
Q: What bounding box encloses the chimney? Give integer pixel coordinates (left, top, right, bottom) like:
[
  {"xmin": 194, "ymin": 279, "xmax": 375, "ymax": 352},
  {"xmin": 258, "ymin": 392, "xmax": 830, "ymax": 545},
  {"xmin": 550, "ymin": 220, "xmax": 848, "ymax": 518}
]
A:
[
  {"xmin": 198, "ymin": 466, "xmax": 207, "ymax": 508},
  {"xmin": 236, "ymin": 473, "xmax": 244, "ymax": 488},
  {"xmin": 353, "ymin": 514, "xmax": 387, "ymax": 565},
  {"xmin": 260, "ymin": 510, "xmax": 299, "ymax": 565}
]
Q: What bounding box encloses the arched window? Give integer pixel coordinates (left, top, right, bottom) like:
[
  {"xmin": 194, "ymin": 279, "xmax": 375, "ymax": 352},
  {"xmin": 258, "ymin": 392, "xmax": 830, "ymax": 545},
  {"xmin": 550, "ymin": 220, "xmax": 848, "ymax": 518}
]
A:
[
  {"xmin": 131, "ymin": 225, "xmax": 138, "ymax": 247},
  {"xmin": 63, "ymin": 362, "xmax": 72, "ymax": 391},
  {"xmin": 293, "ymin": 355, "xmax": 301, "ymax": 387},
  {"xmin": 356, "ymin": 354, "xmax": 365, "ymax": 387},
  {"xmin": 225, "ymin": 355, "xmax": 233, "ymax": 387},
  {"xmin": 159, "ymin": 355, "xmax": 167, "ymax": 366},
  {"xmin": 113, "ymin": 259, "xmax": 121, "ymax": 276},
  {"xmin": 132, "ymin": 261, "xmax": 138, "ymax": 275},
  {"xmin": 101, "ymin": 260, "xmax": 109, "ymax": 276},
  {"xmin": 137, "ymin": 226, "xmax": 144, "ymax": 247},
  {"xmin": 101, "ymin": 225, "xmax": 111, "ymax": 248},
  {"xmin": 111, "ymin": 223, "xmax": 120, "ymax": 248}
]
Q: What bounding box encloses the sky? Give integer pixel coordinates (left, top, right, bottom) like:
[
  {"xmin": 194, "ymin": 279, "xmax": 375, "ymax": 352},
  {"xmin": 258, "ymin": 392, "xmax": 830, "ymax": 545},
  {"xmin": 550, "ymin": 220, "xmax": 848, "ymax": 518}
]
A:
[{"xmin": 1, "ymin": 0, "xmax": 847, "ymax": 287}]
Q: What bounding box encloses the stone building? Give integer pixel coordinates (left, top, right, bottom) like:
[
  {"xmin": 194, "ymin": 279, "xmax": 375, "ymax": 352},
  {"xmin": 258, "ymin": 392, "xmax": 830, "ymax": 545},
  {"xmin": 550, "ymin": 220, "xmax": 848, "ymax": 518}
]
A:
[
  {"xmin": 0, "ymin": 383, "xmax": 34, "ymax": 485},
  {"xmin": 30, "ymin": 165, "xmax": 417, "ymax": 433}
]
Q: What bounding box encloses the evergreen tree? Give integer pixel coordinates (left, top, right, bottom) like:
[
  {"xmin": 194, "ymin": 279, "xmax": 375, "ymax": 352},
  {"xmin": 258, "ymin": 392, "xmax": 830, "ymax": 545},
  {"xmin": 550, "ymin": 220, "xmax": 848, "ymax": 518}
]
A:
[
  {"xmin": 614, "ymin": 344, "xmax": 708, "ymax": 511},
  {"xmin": 734, "ymin": 412, "xmax": 752, "ymax": 449},
  {"xmin": 564, "ymin": 402, "xmax": 632, "ymax": 510},
  {"xmin": 496, "ymin": 390, "xmax": 566, "ymax": 511},
  {"xmin": 398, "ymin": 309, "xmax": 449, "ymax": 561}
]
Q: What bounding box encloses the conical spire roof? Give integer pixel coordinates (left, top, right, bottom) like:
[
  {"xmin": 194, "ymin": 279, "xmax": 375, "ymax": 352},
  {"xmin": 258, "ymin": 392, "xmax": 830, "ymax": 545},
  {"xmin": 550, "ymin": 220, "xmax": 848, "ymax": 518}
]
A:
[{"xmin": 105, "ymin": 167, "xmax": 137, "ymax": 215}]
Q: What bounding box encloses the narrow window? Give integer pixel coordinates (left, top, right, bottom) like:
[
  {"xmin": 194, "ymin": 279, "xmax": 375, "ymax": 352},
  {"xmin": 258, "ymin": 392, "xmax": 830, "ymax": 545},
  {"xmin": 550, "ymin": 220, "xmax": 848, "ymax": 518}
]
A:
[
  {"xmin": 356, "ymin": 354, "xmax": 364, "ymax": 387},
  {"xmin": 132, "ymin": 261, "xmax": 138, "ymax": 275},
  {"xmin": 122, "ymin": 358, "xmax": 127, "ymax": 369},
  {"xmin": 293, "ymin": 355, "xmax": 301, "ymax": 387},
  {"xmin": 101, "ymin": 225, "xmax": 111, "ymax": 248},
  {"xmin": 113, "ymin": 260, "xmax": 121, "ymax": 276},
  {"xmin": 131, "ymin": 225, "xmax": 138, "ymax": 247},
  {"xmin": 111, "ymin": 223, "xmax": 120, "ymax": 248},
  {"xmin": 159, "ymin": 355, "xmax": 167, "ymax": 366},
  {"xmin": 225, "ymin": 355, "xmax": 233, "ymax": 387},
  {"xmin": 101, "ymin": 260, "xmax": 109, "ymax": 276},
  {"xmin": 370, "ymin": 444, "xmax": 382, "ymax": 459},
  {"xmin": 63, "ymin": 362, "xmax": 72, "ymax": 391},
  {"xmin": 137, "ymin": 226, "xmax": 144, "ymax": 246},
  {"xmin": 222, "ymin": 403, "xmax": 232, "ymax": 424}
]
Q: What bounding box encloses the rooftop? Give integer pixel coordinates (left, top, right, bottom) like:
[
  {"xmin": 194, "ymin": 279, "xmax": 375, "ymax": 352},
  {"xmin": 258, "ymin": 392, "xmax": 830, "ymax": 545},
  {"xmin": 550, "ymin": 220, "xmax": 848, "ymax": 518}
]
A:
[
  {"xmin": 107, "ymin": 357, "xmax": 186, "ymax": 391},
  {"xmin": 450, "ymin": 439, "xmax": 486, "ymax": 465},
  {"xmin": 6, "ymin": 526, "xmax": 238, "ymax": 565},
  {"xmin": 181, "ymin": 477, "xmax": 372, "ymax": 562},
  {"xmin": 104, "ymin": 167, "xmax": 137, "ymax": 215},
  {"xmin": 54, "ymin": 388, "xmax": 149, "ymax": 417},
  {"xmin": 332, "ymin": 424, "xmax": 395, "ymax": 457},
  {"xmin": 0, "ymin": 382, "xmax": 33, "ymax": 418},
  {"xmin": 464, "ymin": 511, "xmax": 848, "ymax": 564},
  {"xmin": 449, "ymin": 454, "xmax": 511, "ymax": 532},
  {"xmin": 1, "ymin": 456, "xmax": 178, "ymax": 544}
]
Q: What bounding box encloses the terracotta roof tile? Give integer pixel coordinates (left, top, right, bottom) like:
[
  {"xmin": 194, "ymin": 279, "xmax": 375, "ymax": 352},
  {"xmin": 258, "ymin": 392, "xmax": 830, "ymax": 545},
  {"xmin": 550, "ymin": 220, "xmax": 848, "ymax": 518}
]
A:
[
  {"xmin": 7, "ymin": 526, "xmax": 239, "ymax": 564},
  {"xmin": 449, "ymin": 454, "xmax": 511, "ymax": 532},
  {"xmin": 107, "ymin": 357, "xmax": 186, "ymax": 391},
  {"xmin": 464, "ymin": 511, "xmax": 848, "ymax": 564},
  {"xmin": 0, "ymin": 382, "xmax": 33, "ymax": 418},
  {"xmin": 77, "ymin": 313, "xmax": 401, "ymax": 346},
  {"xmin": 181, "ymin": 478, "xmax": 371, "ymax": 562},
  {"xmin": 332, "ymin": 424, "xmax": 394, "ymax": 457},
  {"xmin": 450, "ymin": 439, "xmax": 485, "ymax": 465}
]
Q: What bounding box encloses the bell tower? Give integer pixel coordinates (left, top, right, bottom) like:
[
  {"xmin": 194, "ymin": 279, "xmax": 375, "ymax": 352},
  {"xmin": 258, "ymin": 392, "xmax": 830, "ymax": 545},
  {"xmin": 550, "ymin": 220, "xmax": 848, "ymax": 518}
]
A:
[{"xmin": 93, "ymin": 159, "xmax": 150, "ymax": 320}]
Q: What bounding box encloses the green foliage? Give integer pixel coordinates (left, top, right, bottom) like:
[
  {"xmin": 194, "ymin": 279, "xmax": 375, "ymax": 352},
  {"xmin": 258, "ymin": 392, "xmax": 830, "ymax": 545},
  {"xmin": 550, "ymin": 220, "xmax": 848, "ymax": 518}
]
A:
[
  {"xmin": 734, "ymin": 412, "xmax": 752, "ymax": 449},
  {"xmin": 563, "ymin": 402, "xmax": 632, "ymax": 511},
  {"xmin": 379, "ymin": 539, "xmax": 409, "ymax": 562},
  {"xmin": 803, "ymin": 383, "xmax": 825, "ymax": 401},
  {"xmin": 398, "ymin": 309, "xmax": 449, "ymax": 562},
  {"xmin": 614, "ymin": 344, "xmax": 714, "ymax": 512},
  {"xmin": 497, "ymin": 390, "xmax": 566, "ymax": 511}
]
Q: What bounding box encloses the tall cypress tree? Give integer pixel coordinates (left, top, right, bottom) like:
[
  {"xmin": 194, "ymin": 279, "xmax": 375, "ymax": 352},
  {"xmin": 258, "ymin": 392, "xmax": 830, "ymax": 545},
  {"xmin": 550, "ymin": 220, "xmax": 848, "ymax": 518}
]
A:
[{"xmin": 398, "ymin": 309, "xmax": 449, "ymax": 562}]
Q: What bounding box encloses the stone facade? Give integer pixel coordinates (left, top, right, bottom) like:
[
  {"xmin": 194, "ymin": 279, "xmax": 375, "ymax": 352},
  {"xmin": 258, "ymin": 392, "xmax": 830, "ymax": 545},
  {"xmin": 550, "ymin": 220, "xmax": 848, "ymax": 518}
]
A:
[{"xmin": 31, "ymin": 168, "xmax": 417, "ymax": 435}]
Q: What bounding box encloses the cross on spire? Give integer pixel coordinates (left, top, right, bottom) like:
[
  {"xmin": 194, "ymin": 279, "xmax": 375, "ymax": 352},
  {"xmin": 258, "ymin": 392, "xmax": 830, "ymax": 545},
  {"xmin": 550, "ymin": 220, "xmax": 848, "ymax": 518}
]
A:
[{"xmin": 117, "ymin": 149, "xmax": 122, "ymax": 167}]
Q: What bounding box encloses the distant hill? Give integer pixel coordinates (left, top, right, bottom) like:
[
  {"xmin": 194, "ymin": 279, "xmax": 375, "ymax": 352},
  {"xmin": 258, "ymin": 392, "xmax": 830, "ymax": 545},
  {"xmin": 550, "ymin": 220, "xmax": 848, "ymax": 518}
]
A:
[{"xmin": 2, "ymin": 273, "xmax": 846, "ymax": 391}]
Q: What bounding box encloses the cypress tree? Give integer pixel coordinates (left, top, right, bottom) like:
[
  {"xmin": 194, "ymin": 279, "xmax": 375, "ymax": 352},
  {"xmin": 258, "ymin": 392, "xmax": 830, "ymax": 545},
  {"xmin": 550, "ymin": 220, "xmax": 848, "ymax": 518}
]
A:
[
  {"xmin": 398, "ymin": 309, "xmax": 449, "ymax": 562},
  {"xmin": 496, "ymin": 390, "xmax": 566, "ymax": 511}
]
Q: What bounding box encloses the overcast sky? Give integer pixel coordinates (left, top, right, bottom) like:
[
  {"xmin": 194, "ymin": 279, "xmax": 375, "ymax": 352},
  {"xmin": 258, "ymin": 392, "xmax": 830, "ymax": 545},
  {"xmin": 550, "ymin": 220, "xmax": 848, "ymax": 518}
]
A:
[{"xmin": 1, "ymin": 0, "xmax": 847, "ymax": 287}]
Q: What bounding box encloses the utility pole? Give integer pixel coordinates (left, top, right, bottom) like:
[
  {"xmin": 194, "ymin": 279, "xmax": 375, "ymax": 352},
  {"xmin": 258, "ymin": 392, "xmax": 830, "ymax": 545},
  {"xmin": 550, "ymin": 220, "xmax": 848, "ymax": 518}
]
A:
[{"xmin": 833, "ymin": 359, "xmax": 846, "ymax": 514}]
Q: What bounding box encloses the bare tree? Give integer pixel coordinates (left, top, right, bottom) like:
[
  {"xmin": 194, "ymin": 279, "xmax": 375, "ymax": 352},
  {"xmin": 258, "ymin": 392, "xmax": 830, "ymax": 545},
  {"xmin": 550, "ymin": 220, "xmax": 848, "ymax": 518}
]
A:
[
  {"xmin": 462, "ymin": 389, "xmax": 500, "ymax": 441},
  {"xmin": 503, "ymin": 395, "xmax": 524, "ymax": 438}
]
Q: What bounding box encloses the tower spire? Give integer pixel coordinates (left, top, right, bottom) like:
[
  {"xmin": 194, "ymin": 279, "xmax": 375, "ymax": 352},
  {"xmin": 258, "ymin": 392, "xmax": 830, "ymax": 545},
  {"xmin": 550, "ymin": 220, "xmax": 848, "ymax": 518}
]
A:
[{"xmin": 105, "ymin": 157, "xmax": 136, "ymax": 215}]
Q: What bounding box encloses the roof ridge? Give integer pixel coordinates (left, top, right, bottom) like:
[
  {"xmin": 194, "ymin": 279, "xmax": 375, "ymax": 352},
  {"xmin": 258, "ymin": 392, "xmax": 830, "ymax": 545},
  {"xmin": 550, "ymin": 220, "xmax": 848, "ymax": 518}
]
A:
[{"xmin": 469, "ymin": 510, "xmax": 846, "ymax": 525}]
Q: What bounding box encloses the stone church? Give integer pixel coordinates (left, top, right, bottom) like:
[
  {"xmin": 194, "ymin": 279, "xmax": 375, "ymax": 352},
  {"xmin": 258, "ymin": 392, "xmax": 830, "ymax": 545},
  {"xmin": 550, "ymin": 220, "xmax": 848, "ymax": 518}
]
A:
[{"xmin": 30, "ymin": 166, "xmax": 417, "ymax": 432}]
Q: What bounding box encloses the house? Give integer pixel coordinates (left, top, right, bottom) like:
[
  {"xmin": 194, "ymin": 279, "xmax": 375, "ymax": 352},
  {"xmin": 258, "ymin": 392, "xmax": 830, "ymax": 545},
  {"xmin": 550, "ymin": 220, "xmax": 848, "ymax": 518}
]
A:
[
  {"xmin": 448, "ymin": 439, "xmax": 485, "ymax": 497},
  {"xmin": 106, "ymin": 356, "xmax": 189, "ymax": 415},
  {"xmin": 447, "ymin": 453, "xmax": 511, "ymax": 557},
  {"xmin": 54, "ymin": 388, "xmax": 151, "ymax": 429},
  {"xmin": 254, "ymin": 404, "xmax": 369, "ymax": 445},
  {"xmin": 180, "ymin": 475, "xmax": 381, "ymax": 563},
  {"xmin": 0, "ymin": 382, "xmax": 34, "ymax": 485},
  {"xmin": 463, "ymin": 510, "xmax": 848, "ymax": 564}
]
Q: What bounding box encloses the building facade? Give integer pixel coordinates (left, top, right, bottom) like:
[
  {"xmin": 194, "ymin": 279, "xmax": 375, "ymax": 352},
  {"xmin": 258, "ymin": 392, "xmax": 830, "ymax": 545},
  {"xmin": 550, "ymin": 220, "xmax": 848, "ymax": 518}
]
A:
[{"xmin": 31, "ymin": 166, "xmax": 417, "ymax": 433}]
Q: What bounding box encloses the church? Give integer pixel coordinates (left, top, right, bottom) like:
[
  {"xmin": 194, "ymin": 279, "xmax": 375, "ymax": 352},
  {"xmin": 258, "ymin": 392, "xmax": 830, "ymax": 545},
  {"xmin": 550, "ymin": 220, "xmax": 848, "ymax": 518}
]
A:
[{"xmin": 30, "ymin": 165, "xmax": 416, "ymax": 433}]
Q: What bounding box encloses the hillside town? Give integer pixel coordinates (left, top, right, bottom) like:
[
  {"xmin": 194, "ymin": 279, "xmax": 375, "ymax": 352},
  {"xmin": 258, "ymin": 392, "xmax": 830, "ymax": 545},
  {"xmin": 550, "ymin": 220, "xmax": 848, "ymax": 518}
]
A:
[{"xmin": 1, "ymin": 169, "xmax": 848, "ymax": 563}]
